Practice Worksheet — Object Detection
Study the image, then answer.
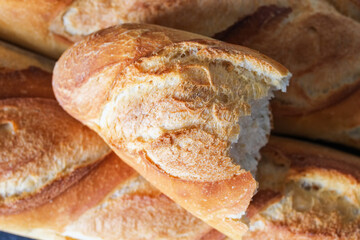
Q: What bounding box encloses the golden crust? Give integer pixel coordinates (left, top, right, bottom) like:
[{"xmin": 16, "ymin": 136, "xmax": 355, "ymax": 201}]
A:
[
  {"xmin": 0, "ymin": 0, "xmax": 71, "ymax": 58},
  {"xmin": 0, "ymin": 153, "xmax": 137, "ymax": 238},
  {"xmin": 0, "ymin": 0, "xmax": 277, "ymax": 58},
  {"xmin": 0, "ymin": 153, "xmax": 224, "ymax": 240},
  {"xmin": 53, "ymin": 23, "xmax": 290, "ymax": 239},
  {"xmin": 0, "ymin": 40, "xmax": 55, "ymax": 100},
  {"xmin": 325, "ymin": 0, "xmax": 360, "ymax": 21},
  {"xmin": 0, "ymin": 98, "xmax": 110, "ymax": 213},
  {"xmin": 243, "ymin": 136, "xmax": 360, "ymax": 240},
  {"xmin": 215, "ymin": 0, "xmax": 360, "ymax": 149},
  {"xmin": 0, "ymin": 40, "xmax": 54, "ymax": 72},
  {"xmin": 0, "ymin": 67, "xmax": 54, "ymax": 100},
  {"xmin": 274, "ymin": 87, "xmax": 360, "ymax": 150},
  {"xmin": 49, "ymin": 0, "xmax": 262, "ymax": 42},
  {"xmin": 0, "ymin": 37, "xmax": 225, "ymax": 240}
]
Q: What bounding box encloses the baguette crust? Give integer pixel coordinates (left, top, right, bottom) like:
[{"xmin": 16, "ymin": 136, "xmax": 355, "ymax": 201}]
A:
[
  {"xmin": 0, "ymin": 0, "xmax": 72, "ymax": 58},
  {"xmin": 0, "ymin": 40, "xmax": 55, "ymax": 99},
  {"xmin": 0, "ymin": 98, "xmax": 110, "ymax": 214},
  {"xmin": 53, "ymin": 23, "xmax": 290, "ymax": 239},
  {"xmin": 215, "ymin": 0, "xmax": 360, "ymax": 149},
  {"xmin": 49, "ymin": 0, "xmax": 261, "ymax": 42},
  {"xmin": 274, "ymin": 89, "xmax": 360, "ymax": 149},
  {"xmin": 0, "ymin": 39, "xmax": 224, "ymax": 240},
  {"xmin": 0, "ymin": 41, "xmax": 54, "ymax": 72},
  {"xmin": 325, "ymin": 0, "xmax": 360, "ymax": 21},
  {"xmin": 0, "ymin": 153, "xmax": 223, "ymax": 240},
  {"xmin": 243, "ymin": 136, "xmax": 360, "ymax": 240},
  {"xmin": 0, "ymin": 67, "xmax": 54, "ymax": 100},
  {"xmin": 0, "ymin": 0, "xmax": 286, "ymax": 58}
]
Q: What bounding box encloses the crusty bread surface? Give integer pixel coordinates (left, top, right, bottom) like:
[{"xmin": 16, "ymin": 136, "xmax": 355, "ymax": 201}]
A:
[
  {"xmin": 215, "ymin": 0, "xmax": 360, "ymax": 149},
  {"xmin": 0, "ymin": 39, "xmax": 225, "ymax": 240},
  {"xmin": 244, "ymin": 136, "xmax": 360, "ymax": 240},
  {"xmin": 53, "ymin": 23, "xmax": 290, "ymax": 239},
  {"xmin": 0, "ymin": 0, "xmax": 72, "ymax": 58},
  {"xmin": 0, "ymin": 0, "xmax": 289, "ymax": 58},
  {"xmin": 0, "ymin": 153, "xmax": 224, "ymax": 240},
  {"xmin": 0, "ymin": 41, "xmax": 111, "ymax": 215},
  {"xmin": 0, "ymin": 40, "xmax": 55, "ymax": 99},
  {"xmin": 0, "ymin": 98, "xmax": 110, "ymax": 214},
  {"xmin": 325, "ymin": 0, "xmax": 360, "ymax": 21}
]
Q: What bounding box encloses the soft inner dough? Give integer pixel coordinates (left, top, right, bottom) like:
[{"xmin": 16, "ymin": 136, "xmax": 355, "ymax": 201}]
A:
[{"xmin": 230, "ymin": 95, "xmax": 272, "ymax": 177}]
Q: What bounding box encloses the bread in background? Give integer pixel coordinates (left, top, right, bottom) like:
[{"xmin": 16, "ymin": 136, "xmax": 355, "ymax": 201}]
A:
[
  {"xmin": 215, "ymin": 0, "xmax": 360, "ymax": 150},
  {"xmin": 0, "ymin": 153, "xmax": 224, "ymax": 240},
  {"xmin": 325, "ymin": 0, "xmax": 360, "ymax": 21},
  {"xmin": 244, "ymin": 136, "xmax": 360, "ymax": 240},
  {"xmin": 0, "ymin": 40, "xmax": 55, "ymax": 99},
  {"xmin": 0, "ymin": 0, "xmax": 283, "ymax": 58}
]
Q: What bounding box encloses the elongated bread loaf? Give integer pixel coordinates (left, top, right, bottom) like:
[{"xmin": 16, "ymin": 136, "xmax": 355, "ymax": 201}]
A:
[
  {"xmin": 0, "ymin": 153, "xmax": 225, "ymax": 240},
  {"xmin": 0, "ymin": 40, "xmax": 55, "ymax": 99},
  {"xmin": 215, "ymin": 0, "xmax": 360, "ymax": 150},
  {"xmin": 3, "ymin": 134, "xmax": 358, "ymax": 240},
  {"xmin": 0, "ymin": 98, "xmax": 110, "ymax": 214},
  {"xmin": 0, "ymin": 42, "xmax": 110, "ymax": 215},
  {"xmin": 0, "ymin": 0, "xmax": 282, "ymax": 58},
  {"xmin": 244, "ymin": 136, "xmax": 360, "ymax": 240},
  {"xmin": 0, "ymin": 41, "xmax": 226, "ymax": 240},
  {"xmin": 53, "ymin": 23, "xmax": 291, "ymax": 239}
]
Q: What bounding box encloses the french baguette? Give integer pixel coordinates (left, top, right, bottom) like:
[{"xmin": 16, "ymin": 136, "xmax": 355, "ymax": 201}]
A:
[
  {"xmin": 53, "ymin": 23, "xmax": 291, "ymax": 239},
  {"xmin": 215, "ymin": 0, "xmax": 360, "ymax": 150},
  {"xmin": 0, "ymin": 153, "xmax": 224, "ymax": 240},
  {"xmin": 0, "ymin": 0, "xmax": 281, "ymax": 58},
  {"xmin": 0, "ymin": 40, "xmax": 225, "ymax": 240},
  {"xmin": 0, "ymin": 40, "xmax": 55, "ymax": 99},
  {"xmin": 0, "ymin": 0, "xmax": 312, "ymax": 60},
  {"xmin": 244, "ymin": 136, "xmax": 360, "ymax": 240},
  {"xmin": 3, "ymin": 135, "xmax": 358, "ymax": 239},
  {"xmin": 0, "ymin": 98, "xmax": 110, "ymax": 214},
  {"xmin": 0, "ymin": 42, "xmax": 110, "ymax": 215}
]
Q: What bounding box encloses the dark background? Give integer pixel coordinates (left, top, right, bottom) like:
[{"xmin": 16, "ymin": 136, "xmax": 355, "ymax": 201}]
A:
[{"xmin": 0, "ymin": 232, "xmax": 31, "ymax": 240}]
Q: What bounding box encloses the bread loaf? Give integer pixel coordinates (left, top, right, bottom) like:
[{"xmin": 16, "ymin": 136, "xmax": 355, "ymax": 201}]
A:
[
  {"xmin": 0, "ymin": 98, "xmax": 110, "ymax": 214},
  {"xmin": 0, "ymin": 41, "xmax": 110, "ymax": 215},
  {"xmin": 325, "ymin": 0, "xmax": 360, "ymax": 21},
  {"xmin": 215, "ymin": 0, "xmax": 360, "ymax": 150},
  {"xmin": 0, "ymin": 153, "xmax": 226, "ymax": 240},
  {"xmin": 0, "ymin": 40, "xmax": 55, "ymax": 99},
  {"xmin": 244, "ymin": 136, "xmax": 360, "ymax": 240},
  {"xmin": 0, "ymin": 41, "xmax": 225, "ymax": 240},
  {"xmin": 53, "ymin": 23, "xmax": 291, "ymax": 239},
  {"xmin": 0, "ymin": 0, "xmax": 283, "ymax": 58},
  {"xmin": 3, "ymin": 134, "xmax": 358, "ymax": 240}
]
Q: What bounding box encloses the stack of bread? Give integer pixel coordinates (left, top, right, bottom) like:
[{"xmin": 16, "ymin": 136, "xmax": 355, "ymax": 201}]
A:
[{"xmin": 0, "ymin": 0, "xmax": 359, "ymax": 239}]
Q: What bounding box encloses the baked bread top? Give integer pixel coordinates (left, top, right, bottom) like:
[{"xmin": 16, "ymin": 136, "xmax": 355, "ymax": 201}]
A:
[
  {"xmin": 215, "ymin": 0, "xmax": 360, "ymax": 116},
  {"xmin": 53, "ymin": 23, "xmax": 290, "ymax": 239},
  {"xmin": 244, "ymin": 136, "xmax": 360, "ymax": 240},
  {"xmin": 0, "ymin": 41, "xmax": 110, "ymax": 214},
  {"xmin": 0, "ymin": 40, "xmax": 55, "ymax": 99},
  {"xmin": 0, "ymin": 98, "xmax": 110, "ymax": 214},
  {"xmin": 0, "ymin": 153, "xmax": 223, "ymax": 240}
]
